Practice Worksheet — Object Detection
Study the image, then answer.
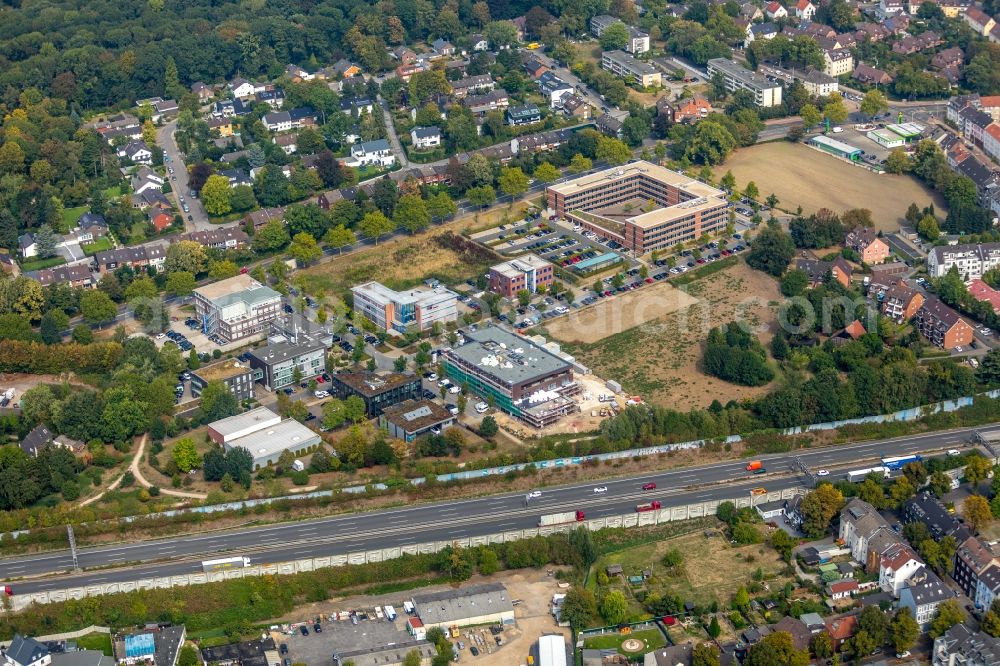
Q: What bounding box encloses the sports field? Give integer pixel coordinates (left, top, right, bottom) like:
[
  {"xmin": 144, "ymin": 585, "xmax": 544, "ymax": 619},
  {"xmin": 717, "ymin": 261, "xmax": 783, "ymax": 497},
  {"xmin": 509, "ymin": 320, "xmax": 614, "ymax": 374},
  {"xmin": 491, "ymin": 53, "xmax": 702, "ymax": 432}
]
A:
[{"xmin": 715, "ymin": 142, "xmax": 947, "ymax": 231}]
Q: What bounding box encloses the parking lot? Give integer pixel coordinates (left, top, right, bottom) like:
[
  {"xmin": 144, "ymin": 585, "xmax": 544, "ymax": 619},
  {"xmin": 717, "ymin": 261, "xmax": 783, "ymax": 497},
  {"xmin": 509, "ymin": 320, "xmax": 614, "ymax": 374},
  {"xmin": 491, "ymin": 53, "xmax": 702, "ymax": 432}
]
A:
[{"xmin": 281, "ymin": 612, "xmax": 435, "ymax": 666}]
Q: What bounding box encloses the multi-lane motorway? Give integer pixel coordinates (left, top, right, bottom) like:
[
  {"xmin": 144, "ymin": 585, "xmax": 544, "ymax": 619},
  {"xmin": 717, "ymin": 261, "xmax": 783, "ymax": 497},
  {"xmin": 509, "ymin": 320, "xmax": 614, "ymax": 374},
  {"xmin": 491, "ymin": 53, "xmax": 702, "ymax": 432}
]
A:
[{"xmin": 0, "ymin": 427, "xmax": 977, "ymax": 594}]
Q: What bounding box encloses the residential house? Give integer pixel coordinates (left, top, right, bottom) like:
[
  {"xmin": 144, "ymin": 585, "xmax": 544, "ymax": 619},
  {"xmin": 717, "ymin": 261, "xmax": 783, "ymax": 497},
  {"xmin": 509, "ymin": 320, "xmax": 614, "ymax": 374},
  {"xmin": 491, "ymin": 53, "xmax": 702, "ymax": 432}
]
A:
[
  {"xmin": 431, "ymin": 38, "xmax": 455, "ymax": 56},
  {"xmin": 390, "ymin": 46, "xmax": 417, "ymax": 65},
  {"xmin": 977, "ymin": 563, "xmax": 1000, "ymax": 611},
  {"xmin": 796, "ymin": 0, "xmax": 817, "ymax": 19},
  {"xmin": 130, "ymin": 166, "xmax": 164, "ymax": 195},
  {"xmin": 742, "ymin": 2, "xmax": 764, "ymax": 20},
  {"xmin": 964, "ymin": 7, "xmax": 997, "ymax": 36},
  {"xmin": 969, "ymin": 278, "xmax": 1000, "ymax": 313},
  {"xmin": 211, "ymin": 98, "xmax": 251, "ymax": 118},
  {"xmin": 506, "ymin": 103, "xmax": 542, "ymax": 126},
  {"xmin": 853, "ymin": 62, "xmax": 894, "ymax": 86},
  {"xmin": 151, "ymin": 99, "xmax": 179, "ymax": 122},
  {"xmin": 927, "ymin": 242, "xmax": 1000, "ymax": 281},
  {"xmin": 229, "ymin": 77, "xmax": 257, "ymax": 99},
  {"xmin": 191, "ymin": 82, "xmax": 212, "ymax": 101},
  {"xmin": 515, "ymin": 128, "xmax": 575, "ymax": 154},
  {"xmin": 177, "ymin": 228, "xmax": 249, "ymax": 250},
  {"xmin": 672, "ymin": 96, "xmax": 713, "ymax": 123},
  {"xmin": 94, "ymin": 245, "xmax": 166, "ymax": 273},
  {"xmin": 511, "ymin": 15, "xmax": 527, "ymax": 40},
  {"xmin": 255, "ymin": 89, "xmax": 285, "ymax": 109},
  {"xmin": 746, "ymin": 22, "xmax": 779, "ymax": 47},
  {"xmin": 118, "ymin": 140, "xmax": 153, "ymax": 165},
  {"xmin": 464, "ymin": 89, "xmax": 510, "ymax": 116},
  {"xmin": 19, "ymin": 425, "xmax": 54, "ymax": 458},
  {"xmin": 347, "ymin": 139, "xmax": 395, "ymax": 168},
  {"xmin": 827, "ymin": 579, "xmax": 859, "ymax": 600},
  {"xmin": 984, "ymin": 123, "xmax": 1000, "ymax": 164},
  {"xmin": 244, "ymin": 207, "xmax": 286, "ymax": 232},
  {"xmin": 957, "ymin": 154, "xmax": 1000, "ymax": 205},
  {"xmin": 130, "ymin": 189, "xmax": 171, "ymax": 210},
  {"xmin": 839, "ymin": 498, "xmax": 900, "ymax": 569},
  {"xmin": 914, "ymin": 295, "xmax": 975, "ymax": 349},
  {"xmin": 955, "ymin": 536, "xmax": 998, "ymax": 601},
  {"xmin": 206, "ymin": 118, "xmax": 233, "ymax": 137},
  {"xmin": 74, "ymin": 213, "xmax": 108, "ymax": 244},
  {"xmin": 765, "ymin": 1, "xmax": 789, "ymax": 18},
  {"xmin": 823, "ymin": 48, "xmax": 854, "ymax": 77},
  {"xmin": 845, "ymin": 226, "xmax": 890, "ymax": 264},
  {"xmin": 932, "ymin": 46, "xmax": 965, "ymax": 83},
  {"xmin": 3, "ymin": 635, "xmax": 52, "ymax": 666},
  {"xmin": 824, "ymin": 615, "xmax": 858, "ymax": 652},
  {"xmin": 893, "ymin": 31, "xmax": 942, "ymax": 55},
  {"xmin": 794, "ymin": 257, "xmax": 851, "ymax": 287},
  {"xmin": 469, "ymin": 34, "xmax": 489, "ymax": 51},
  {"xmin": 523, "ymin": 56, "xmax": 549, "ymax": 79},
  {"xmin": 218, "ymin": 168, "xmax": 252, "ymax": 188},
  {"xmin": 395, "ymin": 62, "xmax": 426, "ymax": 82},
  {"xmin": 876, "ymin": 0, "xmax": 906, "ymax": 18},
  {"xmin": 451, "ymin": 74, "xmax": 495, "ymax": 98},
  {"xmin": 562, "ymin": 95, "xmax": 592, "ymax": 120},
  {"xmin": 272, "ymin": 134, "xmax": 297, "ymax": 155},
  {"xmin": 596, "ymin": 113, "xmax": 625, "ymax": 139},
  {"xmin": 411, "ymin": 126, "xmax": 442, "ymax": 149},
  {"xmin": 537, "ymin": 71, "xmax": 575, "ymax": 108},
  {"xmin": 932, "ymin": 624, "xmax": 1000, "ymax": 666},
  {"xmin": 284, "ymin": 64, "xmax": 313, "ymax": 82},
  {"xmin": 148, "ymin": 207, "xmax": 174, "ymax": 233},
  {"xmin": 900, "ymin": 571, "xmax": 952, "ymax": 630},
  {"xmin": 878, "ymin": 543, "xmax": 925, "ymax": 596},
  {"xmin": 880, "ymin": 283, "xmax": 924, "ymax": 322},
  {"xmin": 333, "ymin": 59, "xmax": 362, "ymax": 79},
  {"xmin": 903, "ymin": 493, "xmax": 970, "ymax": 541},
  {"xmin": 262, "ymin": 107, "xmax": 316, "ymax": 132}
]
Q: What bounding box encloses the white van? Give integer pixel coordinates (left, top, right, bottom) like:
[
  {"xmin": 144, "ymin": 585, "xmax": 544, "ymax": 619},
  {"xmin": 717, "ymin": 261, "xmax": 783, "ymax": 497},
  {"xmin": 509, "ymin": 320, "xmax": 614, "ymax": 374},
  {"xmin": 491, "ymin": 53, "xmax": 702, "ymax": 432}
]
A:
[
  {"xmin": 449, "ymin": 385, "xmax": 461, "ymax": 394},
  {"xmin": 475, "ymin": 402, "xmax": 489, "ymax": 413}
]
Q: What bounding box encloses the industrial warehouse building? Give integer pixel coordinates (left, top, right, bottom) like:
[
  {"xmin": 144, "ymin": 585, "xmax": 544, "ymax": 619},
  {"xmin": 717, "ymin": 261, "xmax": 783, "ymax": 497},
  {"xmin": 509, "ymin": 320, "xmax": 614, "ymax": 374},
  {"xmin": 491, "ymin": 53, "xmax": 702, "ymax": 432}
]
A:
[
  {"xmin": 442, "ymin": 328, "xmax": 580, "ymax": 428},
  {"xmin": 192, "ymin": 274, "xmax": 281, "ymax": 343},
  {"xmin": 545, "ymin": 161, "xmax": 729, "ymax": 255},
  {"xmin": 412, "ymin": 583, "xmax": 515, "ymax": 629},
  {"xmin": 206, "ymin": 407, "xmax": 321, "ymax": 469}
]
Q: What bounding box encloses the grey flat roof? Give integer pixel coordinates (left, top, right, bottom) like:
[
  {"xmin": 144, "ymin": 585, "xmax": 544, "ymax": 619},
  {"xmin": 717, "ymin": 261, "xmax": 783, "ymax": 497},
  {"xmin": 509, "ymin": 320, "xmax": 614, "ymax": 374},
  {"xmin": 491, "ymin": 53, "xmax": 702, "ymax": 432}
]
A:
[
  {"xmin": 224, "ymin": 418, "xmax": 321, "ymax": 461},
  {"xmin": 248, "ymin": 335, "xmax": 327, "ymax": 366},
  {"xmin": 210, "ymin": 407, "xmax": 281, "ymax": 438},
  {"xmin": 445, "ymin": 328, "xmax": 570, "ymax": 387},
  {"xmin": 412, "ymin": 582, "xmax": 513, "ymax": 624}
]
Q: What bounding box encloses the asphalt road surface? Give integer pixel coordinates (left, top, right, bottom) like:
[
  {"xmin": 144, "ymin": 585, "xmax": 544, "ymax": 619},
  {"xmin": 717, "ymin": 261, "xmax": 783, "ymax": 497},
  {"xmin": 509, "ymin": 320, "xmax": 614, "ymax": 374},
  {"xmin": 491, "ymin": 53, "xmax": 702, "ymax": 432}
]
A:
[{"xmin": 1, "ymin": 426, "xmax": 977, "ymax": 593}]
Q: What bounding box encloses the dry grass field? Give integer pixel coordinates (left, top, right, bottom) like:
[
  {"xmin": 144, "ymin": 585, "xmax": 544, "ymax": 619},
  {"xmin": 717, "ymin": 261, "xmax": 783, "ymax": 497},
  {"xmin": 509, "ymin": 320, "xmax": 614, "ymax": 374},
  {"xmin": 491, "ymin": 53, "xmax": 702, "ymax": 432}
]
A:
[
  {"xmin": 715, "ymin": 142, "xmax": 947, "ymax": 232},
  {"xmin": 547, "ymin": 282, "xmax": 700, "ymax": 344},
  {"xmin": 554, "ymin": 261, "xmax": 781, "ymax": 409}
]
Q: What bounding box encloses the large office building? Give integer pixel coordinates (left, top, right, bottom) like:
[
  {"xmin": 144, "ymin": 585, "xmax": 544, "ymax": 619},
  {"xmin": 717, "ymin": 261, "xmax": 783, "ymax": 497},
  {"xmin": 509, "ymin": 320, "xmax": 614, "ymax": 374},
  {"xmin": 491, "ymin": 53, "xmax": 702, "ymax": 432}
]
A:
[
  {"xmin": 330, "ymin": 371, "xmax": 422, "ymax": 418},
  {"xmin": 193, "ymin": 274, "xmax": 281, "ymax": 342},
  {"xmin": 545, "ymin": 161, "xmax": 729, "ymax": 255},
  {"xmin": 191, "ymin": 358, "xmax": 257, "ymax": 401},
  {"xmin": 246, "ymin": 333, "xmax": 327, "ymax": 391},
  {"xmin": 351, "ymin": 281, "xmax": 458, "ymax": 335},
  {"xmin": 707, "ymin": 58, "xmax": 783, "ymax": 107},
  {"xmin": 206, "ymin": 407, "xmax": 321, "ymax": 469},
  {"xmin": 442, "ymin": 328, "xmax": 579, "ymax": 428},
  {"xmin": 600, "ymin": 51, "xmax": 661, "ymax": 87},
  {"xmin": 489, "ymin": 254, "xmax": 554, "ymax": 298}
]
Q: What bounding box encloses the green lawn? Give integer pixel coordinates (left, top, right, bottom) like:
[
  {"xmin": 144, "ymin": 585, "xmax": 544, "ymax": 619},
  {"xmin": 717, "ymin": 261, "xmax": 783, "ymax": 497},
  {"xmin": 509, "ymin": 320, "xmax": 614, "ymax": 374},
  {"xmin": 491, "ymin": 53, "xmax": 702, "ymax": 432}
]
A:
[
  {"xmin": 62, "ymin": 205, "xmax": 88, "ymax": 229},
  {"xmin": 104, "ymin": 184, "xmax": 124, "ymax": 199},
  {"xmin": 582, "ymin": 628, "xmax": 667, "ymax": 653},
  {"xmin": 75, "ymin": 633, "xmax": 113, "ymax": 656},
  {"xmin": 20, "ymin": 256, "xmax": 66, "ymax": 271},
  {"xmin": 82, "ymin": 237, "xmax": 113, "ymax": 255}
]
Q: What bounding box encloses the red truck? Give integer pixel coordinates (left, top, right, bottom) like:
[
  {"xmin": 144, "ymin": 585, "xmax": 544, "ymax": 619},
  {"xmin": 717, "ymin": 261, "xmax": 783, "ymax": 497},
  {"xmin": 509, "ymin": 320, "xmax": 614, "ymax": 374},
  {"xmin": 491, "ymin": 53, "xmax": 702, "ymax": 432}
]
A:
[
  {"xmin": 538, "ymin": 511, "xmax": 585, "ymax": 526},
  {"xmin": 746, "ymin": 460, "xmax": 763, "ymax": 472},
  {"xmin": 636, "ymin": 501, "xmax": 662, "ymax": 512}
]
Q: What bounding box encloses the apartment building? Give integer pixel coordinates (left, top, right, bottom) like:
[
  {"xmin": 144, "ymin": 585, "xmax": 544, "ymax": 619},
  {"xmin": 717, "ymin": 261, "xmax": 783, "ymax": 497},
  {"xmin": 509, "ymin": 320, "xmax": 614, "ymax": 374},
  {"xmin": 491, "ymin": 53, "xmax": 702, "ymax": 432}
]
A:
[
  {"xmin": 914, "ymin": 296, "xmax": 975, "ymax": 349},
  {"xmin": 192, "ymin": 274, "xmax": 281, "ymax": 343},
  {"xmin": 351, "ymin": 281, "xmax": 458, "ymax": 334},
  {"xmin": 880, "ymin": 283, "xmax": 924, "ymax": 323},
  {"xmin": 246, "ymin": 335, "xmax": 327, "ymax": 391},
  {"xmin": 442, "ymin": 328, "xmax": 578, "ymax": 428},
  {"xmin": 488, "ymin": 254, "xmax": 555, "ymax": 298},
  {"xmin": 878, "ymin": 543, "xmax": 924, "ymax": 597},
  {"xmin": 262, "ymin": 107, "xmax": 316, "ymax": 132},
  {"xmin": 845, "ymin": 225, "xmax": 890, "ymax": 264},
  {"xmin": 933, "ymin": 624, "xmax": 1000, "ymax": 666},
  {"xmin": 601, "ymin": 50, "xmax": 662, "ymax": 87},
  {"xmin": 546, "ymin": 161, "xmax": 729, "ymax": 255},
  {"xmin": 823, "ymin": 48, "xmax": 854, "ymax": 77},
  {"xmin": 900, "ymin": 571, "xmax": 952, "ymax": 630},
  {"xmin": 954, "ymin": 536, "xmax": 999, "ymax": 600},
  {"xmin": 707, "ymin": 58, "xmax": 783, "ymax": 107},
  {"xmin": 928, "ymin": 242, "xmax": 1000, "ymax": 281},
  {"xmin": 589, "ymin": 15, "xmax": 651, "ymax": 54}
]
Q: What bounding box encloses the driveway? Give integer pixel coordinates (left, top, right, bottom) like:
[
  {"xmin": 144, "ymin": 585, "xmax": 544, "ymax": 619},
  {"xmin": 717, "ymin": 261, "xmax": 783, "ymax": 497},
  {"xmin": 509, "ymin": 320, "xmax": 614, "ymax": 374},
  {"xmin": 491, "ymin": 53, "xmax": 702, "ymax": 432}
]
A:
[{"xmin": 378, "ymin": 96, "xmax": 409, "ymax": 168}]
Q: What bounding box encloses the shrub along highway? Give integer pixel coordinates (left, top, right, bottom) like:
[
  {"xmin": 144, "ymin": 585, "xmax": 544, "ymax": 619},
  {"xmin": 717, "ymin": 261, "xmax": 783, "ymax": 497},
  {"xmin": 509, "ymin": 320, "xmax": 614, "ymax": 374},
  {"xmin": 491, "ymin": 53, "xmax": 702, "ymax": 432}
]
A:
[{"xmin": 0, "ymin": 427, "xmax": 977, "ymax": 595}]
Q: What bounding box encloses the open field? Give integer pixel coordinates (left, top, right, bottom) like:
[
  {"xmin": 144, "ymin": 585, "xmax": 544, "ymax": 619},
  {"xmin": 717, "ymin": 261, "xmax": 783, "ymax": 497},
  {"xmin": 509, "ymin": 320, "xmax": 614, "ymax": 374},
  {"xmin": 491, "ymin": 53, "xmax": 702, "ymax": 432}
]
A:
[
  {"xmin": 715, "ymin": 141, "xmax": 947, "ymax": 232},
  {"xmin": 547, "ymin": 282, "xmax": 699, "ymax": 344},
  {"xmin": 591, "ymin": 526, "xmax": 790, "ymax": 609},
  {"xmin": 297, "ymin": 227, "xmax": 500, "ymax": 296},
  {"xmin": 554, "ymin": 261, "xmax": 781, "ymax": 409}
]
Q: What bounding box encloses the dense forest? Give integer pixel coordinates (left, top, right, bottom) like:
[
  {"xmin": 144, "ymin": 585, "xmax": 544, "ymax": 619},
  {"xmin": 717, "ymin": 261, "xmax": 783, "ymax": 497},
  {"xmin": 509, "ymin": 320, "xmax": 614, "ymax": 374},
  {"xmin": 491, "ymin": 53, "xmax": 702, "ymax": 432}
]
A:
[{"xmin": 0, "ymin": 0, "xmax": 606, "ymax": 110}]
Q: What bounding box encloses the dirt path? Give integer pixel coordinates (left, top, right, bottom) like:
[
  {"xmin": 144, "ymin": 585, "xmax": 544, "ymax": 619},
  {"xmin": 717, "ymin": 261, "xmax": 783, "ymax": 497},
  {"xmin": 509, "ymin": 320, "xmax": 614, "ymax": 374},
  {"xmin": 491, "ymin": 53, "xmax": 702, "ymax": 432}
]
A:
[{"xmin": 130, "ymin": 435, "xmax": 208, "ymax": 500}]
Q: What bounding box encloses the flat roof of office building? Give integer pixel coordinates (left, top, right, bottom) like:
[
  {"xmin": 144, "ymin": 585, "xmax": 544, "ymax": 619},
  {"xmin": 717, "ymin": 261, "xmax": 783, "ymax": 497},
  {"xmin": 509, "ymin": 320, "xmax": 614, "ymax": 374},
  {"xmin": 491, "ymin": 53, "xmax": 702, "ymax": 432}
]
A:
[
  {"xmin": 492, "ymin": 254, "xmax": 552, "ymax": 278},
  {"xmin": 247, "ymin": 334, "xmax": 327, "ymax": 365},
  {"xmin": 446, "ymin": 327, "xmax": 570, "ymax": 386},
  {"xmin": 334, "ymin": 371, "xmax": 419, "ymax": 396},
  {"xmin": 193, "ymin": 274, "xmax": 280, "ymax": 306},
  {"xmin": 194, "ymin": 358, "xmax": 253, "ymax": 382},
  {"xmin": 224, "ymin": 417, "xmax": 320, "ymax": 460}
]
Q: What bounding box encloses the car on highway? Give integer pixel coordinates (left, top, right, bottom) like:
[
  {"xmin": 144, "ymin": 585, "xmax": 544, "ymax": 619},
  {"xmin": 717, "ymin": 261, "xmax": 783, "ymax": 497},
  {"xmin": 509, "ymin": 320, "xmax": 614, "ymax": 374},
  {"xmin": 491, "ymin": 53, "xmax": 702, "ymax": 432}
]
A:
[
  {"xmin": 593, "ymin": 486, "xmax": 608, "ymax": 493},
  {"xmin": 817, "ymin": 470, "xmax": 829, "ymax": 476},
  {"xmin": 642, "ymin": 482, "xmax": 657, "ymax": 490},
  {"xmin": 528, "ymin": 491, "xmax": 542, "ymax": 499},
  {"xmin": 948, "ymin": 449, "xmax": 961, "ymax": 456}
]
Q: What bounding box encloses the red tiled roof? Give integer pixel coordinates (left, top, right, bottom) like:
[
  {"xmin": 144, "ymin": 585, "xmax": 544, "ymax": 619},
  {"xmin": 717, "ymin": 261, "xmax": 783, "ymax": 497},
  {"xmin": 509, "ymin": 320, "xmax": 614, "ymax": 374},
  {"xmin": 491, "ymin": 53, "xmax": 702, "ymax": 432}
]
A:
[
  {"xmin": 980, "ymin": 95, "xmax": 1000, "ymax": 108},
  {"xmin": 829, "ymin": 580, "xmax": 859, "ymax": 594},
  {"xmin": 969, "ymin": 279, "xmax": 1000, "ymax": 313},
  {"xmin": 844, "ymin": 320, "xmax": 867, "ymax": 340},
  {"xmin": 797, "ymin": 0, "xmax": 813, "ymax": 8},
  {"xmin": 986, "ymin": 124, "xmax": 1000, "ymax": 142},
  {"xmin": 825, "ymin": 614, "xmax": 858, "ymax": 640}
]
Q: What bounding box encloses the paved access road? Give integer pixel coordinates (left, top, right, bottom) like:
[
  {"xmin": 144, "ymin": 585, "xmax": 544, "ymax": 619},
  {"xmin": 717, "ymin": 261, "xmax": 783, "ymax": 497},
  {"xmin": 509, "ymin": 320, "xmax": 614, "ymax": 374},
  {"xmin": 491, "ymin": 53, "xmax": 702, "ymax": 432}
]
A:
[{"xmin": 1, "ymin": 426, "xmax": 976, "ymax": 593}]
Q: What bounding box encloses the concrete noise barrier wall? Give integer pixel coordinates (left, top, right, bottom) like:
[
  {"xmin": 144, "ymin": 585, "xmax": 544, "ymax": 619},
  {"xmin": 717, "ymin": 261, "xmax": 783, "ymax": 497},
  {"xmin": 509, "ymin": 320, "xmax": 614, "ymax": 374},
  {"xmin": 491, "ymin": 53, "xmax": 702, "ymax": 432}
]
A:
[{"xmin": 6, "ymin": 487, "xmax": 806, "ymax": 613}]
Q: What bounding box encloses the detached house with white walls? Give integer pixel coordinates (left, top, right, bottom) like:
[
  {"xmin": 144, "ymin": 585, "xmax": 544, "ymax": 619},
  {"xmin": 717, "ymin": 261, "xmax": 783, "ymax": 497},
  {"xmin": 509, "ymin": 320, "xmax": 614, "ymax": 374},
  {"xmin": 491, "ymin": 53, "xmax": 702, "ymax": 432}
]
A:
[
  {"xmin": 347, "ymin": 139, "xmax": 395, "ymax": 168},
  {"xmin": 411, "ymin": 126, "xmax": 442, "ymax": 149}
]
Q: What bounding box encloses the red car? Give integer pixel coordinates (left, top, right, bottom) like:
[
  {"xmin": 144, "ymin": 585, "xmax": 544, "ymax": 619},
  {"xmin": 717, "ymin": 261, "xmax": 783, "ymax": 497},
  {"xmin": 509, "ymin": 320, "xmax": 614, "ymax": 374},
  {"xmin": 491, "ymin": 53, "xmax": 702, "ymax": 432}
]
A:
[
  {"xmin": 642, "ymin": 482, "xmax": 657, "ymax": 490},
  {"xmin": 644, "ymin": 277, "xmax": 654, "ymax": 284},
  {"xmin": 604, "ymin": 290, "xmax": 613, "ymax": 297}
]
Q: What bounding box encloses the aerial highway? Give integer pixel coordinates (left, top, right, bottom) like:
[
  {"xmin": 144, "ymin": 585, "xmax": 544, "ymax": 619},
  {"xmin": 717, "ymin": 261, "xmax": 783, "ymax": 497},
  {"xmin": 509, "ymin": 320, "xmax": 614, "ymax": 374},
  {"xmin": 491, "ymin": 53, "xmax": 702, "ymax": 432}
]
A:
[{"xmin": 0, "ymin": 426, "xmax": 977, "ymax": 595}]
